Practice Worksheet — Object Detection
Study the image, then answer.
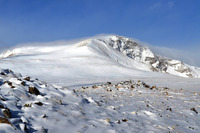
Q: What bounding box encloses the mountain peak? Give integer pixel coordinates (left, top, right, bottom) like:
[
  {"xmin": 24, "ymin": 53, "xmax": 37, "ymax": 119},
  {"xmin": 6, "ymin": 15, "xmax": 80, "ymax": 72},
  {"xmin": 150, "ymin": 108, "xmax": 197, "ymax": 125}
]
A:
[{"xmin": 0, "ymin": 35, "xmax": 200, "ymax": 78}]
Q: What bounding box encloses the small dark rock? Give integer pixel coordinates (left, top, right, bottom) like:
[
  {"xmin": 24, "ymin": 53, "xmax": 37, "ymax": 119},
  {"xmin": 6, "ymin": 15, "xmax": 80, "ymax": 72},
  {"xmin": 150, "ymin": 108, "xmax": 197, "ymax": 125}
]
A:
[
  {"xmin": 92, "ymin": 85, "xmax": 98, "ymax": 89},
  {"xmin": 166, "ymin": 108, "xmax": 172, "ymax": 112},
  {"xmin": 107, "ymin": 82, "xmax": 112, "ymax": 85},
  {"xmin": 191, "ymin": 107, "xmax": 198, "ymax": 114},
  {"xmin": 0, "ymin": 104, "xmax": 5, "ymax": 108},
  {"xmin": 24, "ymin": 103, "xmax": 32, "ymax": 107},
  {"xmin": 42, "ymin": 114, "xmax": 47, "ymax": 118},
  {"xmin": 3, "ymin": 109, "xmax": 11, "ymax": 118},
  {"xmin": 122, "ymin": 118, "xmax": 128, "ymax": 122},
  {"xmin": 21, "ymin": 81, "xmax": 26, "ymax": 86},
  {"xmin": 150, "ymin": 85, "xmax": 156, "ymax": 90},
  {"xmin": 34, "ymin": 102, "xmax": 43, "ymax": 106},
  {"xmin": 130, "ymin": 85, "xmax": 135, "ymax": 89},
  {"xmin": 4, "ymin": 81, "xmax": 12, "ymax": 86},
  {"xmin": 11, "ymin": 86, "xmax": 15, "ymax": 88},
  {"xmin": 17, "ymin": 78, "xmax": 22, "ymax": 81},
  {"xmin": 0, "ymin": 116, "xmax": 13, "ymax": 127},
  {"xmin": 24, "ymin": 77, "xmax": 30, "ymax": 81},
  {"xmin": 28, "ymin": 86, "xmax": 40, "ymax": 95},
  {"xmin": 0, "ymin": 97, "xmax": 6, "ymax": 101},
  {"xmin": 116, "ymin": 120, "xmax": 120, "ymax": 124},
  {"xmin": 0, "ymin": 72, "xmax": 5, "ymax": 75}
]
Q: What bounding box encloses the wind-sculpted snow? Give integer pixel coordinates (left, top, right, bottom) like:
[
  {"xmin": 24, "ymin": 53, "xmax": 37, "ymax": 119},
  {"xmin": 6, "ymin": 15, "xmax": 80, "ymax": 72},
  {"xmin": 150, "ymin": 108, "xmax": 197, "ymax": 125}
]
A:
[
  {"xmin": 99, "ymin": 35, "xmax": 200, "ymax": 78},
  {"xmin": 0, "ymin": 35, "xmax": 200, "ymax": 79},
  {"xmin": 1, "ymin": 69, "xmax": 199, "ymax": 133}
]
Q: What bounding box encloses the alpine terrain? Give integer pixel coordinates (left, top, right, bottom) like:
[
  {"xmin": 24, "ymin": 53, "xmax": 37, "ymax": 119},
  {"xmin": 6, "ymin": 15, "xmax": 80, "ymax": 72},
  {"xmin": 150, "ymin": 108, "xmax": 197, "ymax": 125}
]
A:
[{"xmin": 0, "ymin": 35, "xmax": 200, "ymax": 133}]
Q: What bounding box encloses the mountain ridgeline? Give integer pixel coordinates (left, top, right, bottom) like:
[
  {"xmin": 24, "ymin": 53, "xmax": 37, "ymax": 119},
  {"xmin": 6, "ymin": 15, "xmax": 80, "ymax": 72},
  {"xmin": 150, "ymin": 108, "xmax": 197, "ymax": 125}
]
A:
[
  {"xmin": 0, "ymin": 35, "xmax": 200, "ymax": 78},
  {"xmin": 96, "ymin": 35, "xmax": 200, "ymax": 78}
]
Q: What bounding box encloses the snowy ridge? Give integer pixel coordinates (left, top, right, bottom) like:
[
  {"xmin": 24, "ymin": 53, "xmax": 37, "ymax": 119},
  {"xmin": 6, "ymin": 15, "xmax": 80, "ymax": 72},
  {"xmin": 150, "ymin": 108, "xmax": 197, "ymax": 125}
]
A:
[
  {"xmin": 97, "ymin": 35, "xmax": 200, "ymax": 78},
  {"xmin": 0, "ymin": 35, "xmax": 200, "ymax": 78}
]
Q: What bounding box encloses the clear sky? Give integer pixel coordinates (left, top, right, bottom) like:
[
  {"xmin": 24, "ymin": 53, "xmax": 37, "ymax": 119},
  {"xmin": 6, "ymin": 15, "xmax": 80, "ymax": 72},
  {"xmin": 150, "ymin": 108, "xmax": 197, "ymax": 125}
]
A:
[{"xmin": 0, "ymin": 0, "xmax": 200, "ymax": 51}]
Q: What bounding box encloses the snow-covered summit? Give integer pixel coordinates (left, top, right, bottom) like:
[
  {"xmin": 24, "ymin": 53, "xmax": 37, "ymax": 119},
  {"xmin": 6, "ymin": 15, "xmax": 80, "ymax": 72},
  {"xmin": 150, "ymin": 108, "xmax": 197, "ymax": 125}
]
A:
[
  {"xmin": 0, "ymin": 35, "xmax": 200, "ymax": 78},
  {"xmin": 94, "ymin": 35, "xmax": 200, "ymax": 78}
]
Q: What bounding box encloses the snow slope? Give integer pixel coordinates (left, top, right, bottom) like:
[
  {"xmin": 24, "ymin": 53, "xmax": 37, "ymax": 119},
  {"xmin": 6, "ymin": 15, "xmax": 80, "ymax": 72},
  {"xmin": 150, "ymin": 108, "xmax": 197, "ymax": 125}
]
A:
[
  {"xmin": 0, "ymin": 37, "xmax": 161, "ymax": 86},
  {"xmin": 0, "ymin": 35, "xmax": 199, "ymax": 84},
  {"xmin": 0, "ymin": 69, "xmax": 200, "ymax": 133},
  {"xmin": 100, "ymin": 35, "xmax": 200, "ymax": 78},
  {"xmin": 0, "ymin": 35, "xmax": 200, "ymax": 132}
]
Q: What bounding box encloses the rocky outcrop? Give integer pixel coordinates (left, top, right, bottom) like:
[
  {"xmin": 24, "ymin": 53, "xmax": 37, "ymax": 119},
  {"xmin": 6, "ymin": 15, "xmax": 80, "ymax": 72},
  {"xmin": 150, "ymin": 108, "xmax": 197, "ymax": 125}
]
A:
[{"xmin": 98, "ymin": 35, "xmax": 199, "ymax": 78}]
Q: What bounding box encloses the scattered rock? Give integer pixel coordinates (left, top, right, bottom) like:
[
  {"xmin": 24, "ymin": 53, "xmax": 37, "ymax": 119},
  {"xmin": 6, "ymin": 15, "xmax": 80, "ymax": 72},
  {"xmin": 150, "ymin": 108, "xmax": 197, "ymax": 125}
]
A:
[
  {"xmin": 58, "ymin": 100, "xmax": 62, "ymax": 105},
  {"xmin": 163, "ymin": 92, "xmax": 169, "ymax": 96},
  {"xmin": 166, "ymin": 108, "xmax": 172, "ymax": 112},
  {"xmin": 0, "ymin": 104, "xmax": 5, "ymax": 108},
  {"xmin": 0, "ymin": 72, "xmax": 5, "ymax": 75},
  {"xmin": 24, "ymin": 103, "xmax": 32, "ymax": 107},
  {"xmin": 4, "ymin": 81, "xmax": 13, "ymax": 86},
  {"xmin": 191, "ymin": 107, "xmax": 198, "ymax": 114},
  {"xmin": 21, "ymin": 81, "xmax": 26, "ymax": 86},
  {"xmin": 42, "ymin": 114, "xmax": 47, "ymax": 118},
  {"xmin": 24, "ymin": 77, "xmax": 30, "ymax": 81},
  {"xmin": 189, "ymin": 126, "xmax": 194, "ymax": 130},
  {"xmin": 11, "ymin": 86, "xmax": 15, "ymax": 88},
  {"xmin": 130, "ymin": 85, "xmax": 135, "ymax": 90},
  {"xmin": 28, "ymin": 86, "xmax": 40, "ymax": 95},
  {"xmin": 34, "ymin": 102, "xmax": 43, "ymax": 106},
  {"xmin": 3, "ymin": 109, "xmax": 11, "ymax": 118},
  {"xmin": 0, "ymin": 116, "xmax": 13, "ymax": 127},
  {"xmin": 116, "ymin": 120, "xmax": 120, "ymax": 124},
  {"xmin": 150, "ymin": 85, "xmax": 156, "ymax": 90},
  {"xmin": 92, "ymin": 85, "xmax": 98, "ymax": 89},
  {"xmin": 82, "ymin": 86, "xmax": 86, "ymax": 89},
  {"xmin": 122, "ymin": 118, "xmax": 128, "ymax": 122},
  {"xmin": 107, "ymin": 82, "xmax": 112, "ymax": 85}
]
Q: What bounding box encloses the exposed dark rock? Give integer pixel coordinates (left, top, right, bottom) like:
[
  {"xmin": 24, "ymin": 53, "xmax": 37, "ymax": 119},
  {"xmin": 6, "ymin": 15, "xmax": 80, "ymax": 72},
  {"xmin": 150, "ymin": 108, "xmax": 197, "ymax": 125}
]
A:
[
  {"xmin": 0, "ymin": 116, "xmax": 13, "ymax": 127},
  {"xmin": 166, "ymin": 108, "xmax": 172, "ymax": 112},
  {"xmin": 24, "ymin": 103, "xmax": 32, "ymax": 107},
  {"xmin": 0, "ymin": 103, "xmax": 5, "ymax": 108},
  {"xmin": 0, "ymin": 96, "xmax": 6, "ymax": 101},
  {"xmin": 24, "ymin": 77, "xmax": 30, "ymax": 81},
  {"xmin": 28, "ymin": 86, "xmax": 40, "ymax": 95},
  {"xmin": 107, "ymin": 82, "xmax": 112, "ymax": 85},
  {"xmin": 21, "ymin": 81, "xmax": 26, "ymax": 86},
  {"xmin": 34, "ymin": 102, "xmax": 43, "ymax": 106},
  {"xmin": 191, "ymin": 107, "xmax": 198, "ymax": 114},
  {"xmin": 0, "ymin": 72, "xmax": 5, "ymax": 75},
  {"xmin": 3, "ymin": 109, "xmax": 11, "ymax": 118},
  {"xmin": 122, "ymin": 118, "xmax": 128, "ymax": 122},
  {"xmin": 4, "ymin": 81, "xmax": 13, "ymax": 86}
]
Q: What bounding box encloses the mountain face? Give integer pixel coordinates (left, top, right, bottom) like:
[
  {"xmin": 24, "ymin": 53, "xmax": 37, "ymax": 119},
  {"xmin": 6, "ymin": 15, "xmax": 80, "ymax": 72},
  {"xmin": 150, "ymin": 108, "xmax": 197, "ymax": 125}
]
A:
[
  {"xmin": 0, "ymin": 35, "xmax": 200, "ymax": 79},
  {"xmin": 96, "ymin": 35, "xmax": 200, "ymax": 78}
]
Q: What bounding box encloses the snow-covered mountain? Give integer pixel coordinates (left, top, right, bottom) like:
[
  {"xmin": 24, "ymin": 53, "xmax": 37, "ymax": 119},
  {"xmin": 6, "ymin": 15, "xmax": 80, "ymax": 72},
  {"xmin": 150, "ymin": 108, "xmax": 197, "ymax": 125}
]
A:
[
  {"xmin": 0, "ymin": 35, "xmax": 199, "ymax": 79},
  {"xmin": 0, "ymin": 35, "xmax": 200, "ymax": 132},
  {"xmin": 97, "ymin": 35, "xmax": 200, "ymax": 78}
]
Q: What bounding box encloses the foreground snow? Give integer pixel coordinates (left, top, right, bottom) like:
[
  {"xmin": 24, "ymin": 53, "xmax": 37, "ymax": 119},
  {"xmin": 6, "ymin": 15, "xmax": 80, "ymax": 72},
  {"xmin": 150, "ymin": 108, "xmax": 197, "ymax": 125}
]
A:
[{"xmin": 0, "ymin": 69, "xmax": 199, "ymax": 133}]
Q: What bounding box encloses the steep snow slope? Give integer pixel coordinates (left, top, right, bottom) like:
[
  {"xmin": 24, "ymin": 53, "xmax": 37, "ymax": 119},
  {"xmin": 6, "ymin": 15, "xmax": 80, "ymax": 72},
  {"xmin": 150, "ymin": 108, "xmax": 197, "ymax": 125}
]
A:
[{"xmin": 99, "ymin": 35, "xmax": 200, "ymax": 78}]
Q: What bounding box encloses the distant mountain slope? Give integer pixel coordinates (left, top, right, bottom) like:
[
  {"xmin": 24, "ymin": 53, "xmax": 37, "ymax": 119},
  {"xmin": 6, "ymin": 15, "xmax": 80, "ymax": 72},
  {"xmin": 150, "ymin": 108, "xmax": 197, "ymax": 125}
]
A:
[
  {"xmin": 96, "ymin": 35, "xmax": 200, "ymax": 78},
  {"xmin": 0, "ymin": 35, "xmax": 200, "ymax": 79}
]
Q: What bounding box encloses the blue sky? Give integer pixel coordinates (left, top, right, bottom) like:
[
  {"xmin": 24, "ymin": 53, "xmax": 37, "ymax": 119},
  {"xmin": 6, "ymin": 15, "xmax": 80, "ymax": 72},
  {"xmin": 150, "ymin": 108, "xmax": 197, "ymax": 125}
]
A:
[{"xmin": 0, "ymin": 0, "xmax": 200, "ymax": 51}]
